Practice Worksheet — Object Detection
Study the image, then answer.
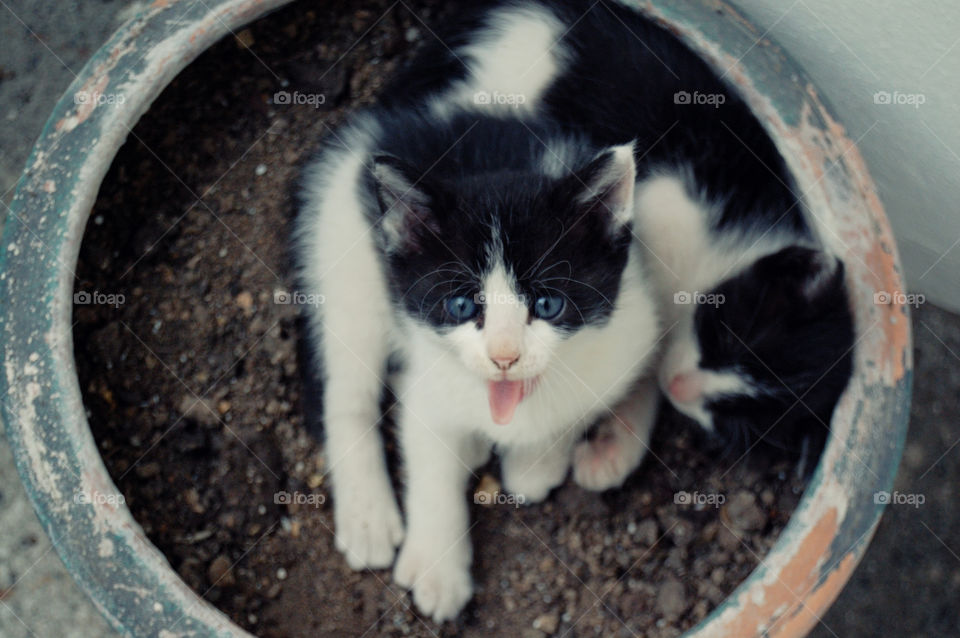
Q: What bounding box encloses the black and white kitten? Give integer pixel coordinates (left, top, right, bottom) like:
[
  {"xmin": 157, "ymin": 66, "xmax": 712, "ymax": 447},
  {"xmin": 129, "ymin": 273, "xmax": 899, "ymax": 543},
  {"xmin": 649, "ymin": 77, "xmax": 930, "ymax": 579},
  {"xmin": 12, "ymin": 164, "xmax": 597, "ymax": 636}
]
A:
[
  {"xmin": 296, "ymin": 0, "xmax": 854, "ymax": 622},
  {"xmin": 389, "ymin": 0, "xmax": 854, "ymax": 463},
  {"xmin": 296, "ymin": 107, "xmax": 660, "ymax": 620},
  {"xmin": 634, "ymin": 173, "xmax": 854, "ymax": 463}
]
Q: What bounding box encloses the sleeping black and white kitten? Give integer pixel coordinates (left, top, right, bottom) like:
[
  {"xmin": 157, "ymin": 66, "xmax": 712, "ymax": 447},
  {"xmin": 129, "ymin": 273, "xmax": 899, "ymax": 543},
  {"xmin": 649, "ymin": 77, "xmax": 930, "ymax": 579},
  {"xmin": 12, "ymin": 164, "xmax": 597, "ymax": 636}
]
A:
[
  {"xmin": 634, "ymin": 173, "xmax": 854, "ymax": 464},
  {"xmin": 296, "ymin": 0, "xmax": 855, "ymax": 622},
  {"xmin": 296, "ymin": 108, "xmax": 660, "ymax": 620}
]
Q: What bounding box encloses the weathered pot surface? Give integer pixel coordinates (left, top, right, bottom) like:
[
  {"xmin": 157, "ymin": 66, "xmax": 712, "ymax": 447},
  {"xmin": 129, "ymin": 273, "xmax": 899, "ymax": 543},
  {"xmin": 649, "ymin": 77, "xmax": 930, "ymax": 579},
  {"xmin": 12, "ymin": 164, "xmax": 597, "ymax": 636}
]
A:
[{"xmin": 0, "ymin": 0, "xmax": 911, "ymax": 636}]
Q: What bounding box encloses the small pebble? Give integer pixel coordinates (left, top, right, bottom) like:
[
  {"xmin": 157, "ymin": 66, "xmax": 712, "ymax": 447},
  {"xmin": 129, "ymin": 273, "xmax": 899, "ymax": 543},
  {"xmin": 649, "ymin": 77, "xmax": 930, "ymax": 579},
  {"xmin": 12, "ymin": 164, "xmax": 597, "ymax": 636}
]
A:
[
  {"xmin": 474, "ymin": 474, "xmax": 501, "ymax": 506},
  {"xmin": 533, "ymin": 612, "xmax": 559, "ymax": 634},
  {"xmin": 723, "ymin": 490, "xmax": 766, "ymax": 532},
  {"xmin": 255, "ymin": 164, "xmax": 268, "ymax": 176},
  {"xmin": 634, "ymin": 519, "xmax": 659, "ymax": 546},
  {"xmin": 207, "ymin": 555, "xmax": 235, "ymax": 586},
  {"xmin": 276, "ymin": 567, "xmax": 288, "ymax": 580},
  {"xmin": 235, "ymin": 291, "xmax": 253, "ymax": 311},
  {"xmin": 655, "ymin": 578, "xmax": 688, "ymax": 619}
]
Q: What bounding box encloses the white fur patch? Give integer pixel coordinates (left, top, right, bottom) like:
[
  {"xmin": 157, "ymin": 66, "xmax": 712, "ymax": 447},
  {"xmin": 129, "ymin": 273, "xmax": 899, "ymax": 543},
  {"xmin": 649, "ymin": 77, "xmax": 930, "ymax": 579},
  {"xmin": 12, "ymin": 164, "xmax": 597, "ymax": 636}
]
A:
[
  {"xmin": 447, "ymin": 4, "xmax": 569, "ymax": 113},
  {"xmin": 634, "ymin": 171, "xmax": 796, "ymax": 301}
]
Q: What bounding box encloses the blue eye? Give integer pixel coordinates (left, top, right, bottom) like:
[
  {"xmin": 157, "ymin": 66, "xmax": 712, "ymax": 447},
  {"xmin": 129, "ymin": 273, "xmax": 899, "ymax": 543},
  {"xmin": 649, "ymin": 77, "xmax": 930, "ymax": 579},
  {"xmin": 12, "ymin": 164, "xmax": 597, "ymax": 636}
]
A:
[
  {"xmin": 533, "ymin": 296, "xmax": 565, "ymax": 320},
  {"xmin": 445, "ymin": 295, "xmax": 479, "ymax": 322}
]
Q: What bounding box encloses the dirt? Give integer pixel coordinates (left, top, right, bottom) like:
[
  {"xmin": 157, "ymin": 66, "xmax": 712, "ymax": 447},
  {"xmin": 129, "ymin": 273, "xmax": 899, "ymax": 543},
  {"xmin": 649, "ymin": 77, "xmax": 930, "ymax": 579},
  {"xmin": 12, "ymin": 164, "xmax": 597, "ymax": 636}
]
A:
[{"xmin": 73, "ymin": 2, "xmax": 809, "ymax": 636}]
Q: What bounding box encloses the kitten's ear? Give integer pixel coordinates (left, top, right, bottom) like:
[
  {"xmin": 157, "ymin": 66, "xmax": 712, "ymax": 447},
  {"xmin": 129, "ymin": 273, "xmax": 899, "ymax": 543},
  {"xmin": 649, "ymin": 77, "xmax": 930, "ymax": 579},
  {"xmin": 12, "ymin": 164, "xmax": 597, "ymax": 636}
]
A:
[
  {"xmin": 370, "ymin": 154, "xmax": 439, "ymax": 253},
  {"xmin": 571, "ymin": 142, "xmax": 637, "ymax": 232}
]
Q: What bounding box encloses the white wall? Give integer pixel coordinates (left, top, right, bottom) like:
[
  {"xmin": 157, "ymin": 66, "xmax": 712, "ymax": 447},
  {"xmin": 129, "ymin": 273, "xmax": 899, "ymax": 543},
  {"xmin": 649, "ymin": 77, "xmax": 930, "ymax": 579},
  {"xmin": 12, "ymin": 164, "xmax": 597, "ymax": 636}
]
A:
[{"xmin": 732, "ymin": 0, "xmax": 960, "ymax": 311}]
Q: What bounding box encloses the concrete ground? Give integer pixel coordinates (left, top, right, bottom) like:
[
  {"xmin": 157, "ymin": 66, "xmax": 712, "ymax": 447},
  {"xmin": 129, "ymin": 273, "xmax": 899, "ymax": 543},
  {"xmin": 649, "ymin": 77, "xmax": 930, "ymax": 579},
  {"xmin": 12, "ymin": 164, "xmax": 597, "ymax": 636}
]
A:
[{"xmin": 0, "ymin": 1, "xmax": 957, "ymax": 637}]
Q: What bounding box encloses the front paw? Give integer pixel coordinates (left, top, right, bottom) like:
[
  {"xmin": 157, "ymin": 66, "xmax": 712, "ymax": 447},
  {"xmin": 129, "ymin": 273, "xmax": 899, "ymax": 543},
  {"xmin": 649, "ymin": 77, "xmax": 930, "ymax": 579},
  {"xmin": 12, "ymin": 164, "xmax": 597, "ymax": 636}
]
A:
[
  {"xmin": 393, "ymin": 535, "xmax": 472, "ymax": 623},
  {"xmin": 333, "ymin": 482, "xmax": 404, "ymax": 570},
  {"xmin": 572, "ymin": 416, "xmax": 646, "ymax": 492},
  {"xmin": 501, "ymin": 443, "xmax": 570, "ymax": 504}
]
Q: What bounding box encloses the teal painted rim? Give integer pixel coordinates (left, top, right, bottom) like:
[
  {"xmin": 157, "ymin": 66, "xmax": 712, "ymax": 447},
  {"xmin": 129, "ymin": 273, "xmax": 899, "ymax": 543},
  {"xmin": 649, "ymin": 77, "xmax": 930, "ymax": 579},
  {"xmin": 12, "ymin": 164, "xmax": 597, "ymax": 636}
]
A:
[{"xmin": 0, "ymin": 1, "xmax": 911, "ymax": 636}]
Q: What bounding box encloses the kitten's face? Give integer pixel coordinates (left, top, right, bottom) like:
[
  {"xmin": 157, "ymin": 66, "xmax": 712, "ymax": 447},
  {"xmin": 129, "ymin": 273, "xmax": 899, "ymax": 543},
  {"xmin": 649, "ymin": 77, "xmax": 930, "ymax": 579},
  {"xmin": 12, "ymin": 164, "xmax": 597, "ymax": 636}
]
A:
[
  {"xmin": 659, "ymin": 246, "xmax": 854, "ymax": 451},
  {"xmin": 370, "ymin": 145, "xmax": 636, "ymax": 423}
]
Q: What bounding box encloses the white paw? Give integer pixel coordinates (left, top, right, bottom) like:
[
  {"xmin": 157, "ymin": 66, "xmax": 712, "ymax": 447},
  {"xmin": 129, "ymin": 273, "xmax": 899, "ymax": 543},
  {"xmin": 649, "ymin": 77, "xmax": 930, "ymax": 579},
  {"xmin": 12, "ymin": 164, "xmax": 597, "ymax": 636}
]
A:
[
  {"xmin": 393, "ymin": 536, "xmax": 472, "ymax": 623},
  {"xmin": 572, "ymin": 417, "xmax": 646, "ymax": 492},
  {"xmin": 502, "ymin": 463, "xmax": 564, "ymax": 503},
  {"xmin": 501, "ymin": 442, "xmax": 571, "ymax": 503},
  {"xmin": 333, "ymin": 481, "xmax": 404, "ymax": 570}
]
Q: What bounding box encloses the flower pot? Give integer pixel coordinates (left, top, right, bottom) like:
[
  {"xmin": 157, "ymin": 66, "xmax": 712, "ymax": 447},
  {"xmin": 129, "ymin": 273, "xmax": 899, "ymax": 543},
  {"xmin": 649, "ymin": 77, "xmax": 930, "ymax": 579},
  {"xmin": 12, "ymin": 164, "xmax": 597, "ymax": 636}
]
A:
[{"xmin": 0, "ymin": 0, "xmax": 911, "ymax": 635}]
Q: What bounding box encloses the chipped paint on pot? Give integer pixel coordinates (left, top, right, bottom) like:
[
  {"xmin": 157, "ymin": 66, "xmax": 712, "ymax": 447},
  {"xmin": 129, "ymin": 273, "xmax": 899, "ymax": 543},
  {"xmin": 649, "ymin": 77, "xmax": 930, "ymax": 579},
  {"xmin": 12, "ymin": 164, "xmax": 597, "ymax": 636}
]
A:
[{"xmin": 0, "ymin": 0, "xmax": 910, "ymax": 636}]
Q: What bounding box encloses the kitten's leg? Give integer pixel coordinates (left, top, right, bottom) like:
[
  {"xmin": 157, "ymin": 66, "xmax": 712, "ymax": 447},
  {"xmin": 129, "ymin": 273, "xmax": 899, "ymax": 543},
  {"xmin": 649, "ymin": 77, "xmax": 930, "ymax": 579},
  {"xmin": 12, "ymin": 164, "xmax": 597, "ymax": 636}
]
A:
[
  {"xmin": 501, "ymin": 430, "xmax": 578, "ymax": 503},
  {"xmin": 320, "ymin": 331, "xmax": 404, "ymax": 570},
  {"xmin": 393, "ymin": 410, "xmax": 475, "ymax": 622},
  {"xmin": 573, "ymin": 378, "xmax": 659, "ymax": 492},
  {"xmin": 302, "ymin": 146, "xmax": 405, "ymax": 570}
]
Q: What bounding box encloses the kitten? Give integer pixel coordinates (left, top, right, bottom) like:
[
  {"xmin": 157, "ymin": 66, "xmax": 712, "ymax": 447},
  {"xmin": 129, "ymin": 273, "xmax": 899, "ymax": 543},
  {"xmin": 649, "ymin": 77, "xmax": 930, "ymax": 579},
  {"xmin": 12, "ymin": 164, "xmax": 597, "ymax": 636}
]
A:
[
  {"xmin": 296, "ymin": 0, "xmax": 855, "ymax": 622},
  {"xmin": 393, "ymin": 0, "xmax": 855, "ymax": 468},
  {"xmin": 634, "ymin": 173, "xmax": 854, "ymax": 465},
  {"xmin": 296, "ymin": 108, "xmax": 660, "ymax": 621}
]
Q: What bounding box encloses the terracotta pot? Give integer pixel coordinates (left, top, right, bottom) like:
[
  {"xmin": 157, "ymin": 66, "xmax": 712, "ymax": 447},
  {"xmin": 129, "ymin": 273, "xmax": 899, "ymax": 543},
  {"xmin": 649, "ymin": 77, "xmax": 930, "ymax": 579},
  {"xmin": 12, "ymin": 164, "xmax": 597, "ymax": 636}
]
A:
[{"xmin": 0, "ymin": 0, "xmax": 911, "ymax": 635}]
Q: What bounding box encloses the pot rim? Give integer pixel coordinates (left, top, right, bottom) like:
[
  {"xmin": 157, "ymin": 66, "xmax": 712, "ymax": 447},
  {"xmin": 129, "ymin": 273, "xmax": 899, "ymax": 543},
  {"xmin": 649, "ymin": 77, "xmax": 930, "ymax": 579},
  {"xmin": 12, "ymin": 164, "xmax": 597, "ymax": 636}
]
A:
[{"xmin": 0, "ymin": 0, "xmax": 911, "ymax": 636}]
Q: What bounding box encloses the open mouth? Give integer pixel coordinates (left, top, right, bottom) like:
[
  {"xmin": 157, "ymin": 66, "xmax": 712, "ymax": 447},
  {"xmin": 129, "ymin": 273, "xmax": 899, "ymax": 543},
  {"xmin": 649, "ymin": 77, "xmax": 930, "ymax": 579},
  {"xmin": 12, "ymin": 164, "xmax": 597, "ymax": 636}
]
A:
[{"xmin": 487, "ymin": 376, "xmax": 539, "ymax": 425}]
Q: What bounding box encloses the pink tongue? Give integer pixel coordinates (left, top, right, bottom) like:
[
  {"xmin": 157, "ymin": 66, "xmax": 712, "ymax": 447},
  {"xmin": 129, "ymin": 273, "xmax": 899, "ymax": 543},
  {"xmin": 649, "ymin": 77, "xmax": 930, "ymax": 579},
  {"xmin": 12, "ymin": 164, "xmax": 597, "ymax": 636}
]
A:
[{"xmin": 488, "ymin": 380, "xmax": 525, "ymax": 425}]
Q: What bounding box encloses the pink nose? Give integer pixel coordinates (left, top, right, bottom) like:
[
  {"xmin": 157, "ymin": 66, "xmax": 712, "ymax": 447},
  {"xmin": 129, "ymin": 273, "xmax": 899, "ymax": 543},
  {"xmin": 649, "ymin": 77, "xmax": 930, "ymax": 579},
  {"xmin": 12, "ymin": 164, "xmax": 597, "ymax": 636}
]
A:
[
  {"xmin": 491, "ymin": 354, "xmax": 520, "ymax": 370},
  {"xmin": 668, "ymin": 372, "xmax": 703, "ymax": 404}
]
